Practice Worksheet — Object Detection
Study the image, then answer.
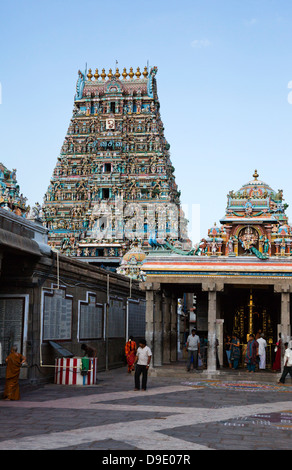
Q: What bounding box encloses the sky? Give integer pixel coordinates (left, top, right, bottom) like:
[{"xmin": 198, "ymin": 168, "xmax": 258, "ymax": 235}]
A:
[{"xmin": 1, "ymin": 0, "xmax": 292, "ymax": 243}]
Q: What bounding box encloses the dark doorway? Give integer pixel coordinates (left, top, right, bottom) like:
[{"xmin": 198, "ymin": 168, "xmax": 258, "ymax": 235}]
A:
[
  {"xmin": 102, "ymin": 188, "xmax": 110, "ymax": 199},
  {"xmin": 221, "ymin": 286, "xmax": 281, "ymax": 369}
]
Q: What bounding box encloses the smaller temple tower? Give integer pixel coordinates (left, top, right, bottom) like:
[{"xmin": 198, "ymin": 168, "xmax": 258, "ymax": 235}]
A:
[
  {"xmin": 203, "ymin": 170, "xmax": 291, "ymax": 258},
  {"xmin": 0, "ymin": 163, "xmax": 29, "ymax": 217}
]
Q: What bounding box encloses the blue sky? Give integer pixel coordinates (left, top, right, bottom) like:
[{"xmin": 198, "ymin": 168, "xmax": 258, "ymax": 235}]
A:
[{"xmin": 1, "ymin": 0, "xmax": 292, "ymax": 242}]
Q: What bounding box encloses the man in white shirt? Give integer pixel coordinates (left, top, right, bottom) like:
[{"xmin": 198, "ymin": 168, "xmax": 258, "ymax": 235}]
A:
[
  {"xmin": 256, "ymin": 334, "xmax": 267, "ymax": 370},
  {"xmin": 134, "ymin": 339, "xmax": 152, "ymax": 391},
  {"xmin": 278, "ymin": 340, "xmax": 292, "ymax": 384},
  {"xmin": 186, "ymin": 329, "xmax": 200, "ymax": 372}
]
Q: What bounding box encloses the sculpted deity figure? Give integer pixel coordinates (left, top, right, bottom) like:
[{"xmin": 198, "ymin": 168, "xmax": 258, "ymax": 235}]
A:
[
  {"xmin": 211, "ymin": 240, "xmax": 217, "ymax": 255},
  {"xmin": 228, "ymin": 236, "xmax": 234, "ymax": 254}
]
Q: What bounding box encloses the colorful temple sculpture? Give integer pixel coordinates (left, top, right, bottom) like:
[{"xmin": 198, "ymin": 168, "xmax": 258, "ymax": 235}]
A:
[
  {"xmin": 42, "ymin": 66, "xmax": 189, "ymax": 270},
  {"xmin": 212, "ymin": 169, "xmax": 290, "ymax": 259},
  {"xmin": 117, "ymin": 241, "xmax": 146, "ymax": 280},
  {"xmin": 0, "ymin": 163, "xmax": 29, "ymax": 217},
  {"xmin": 141, "ymin": 171, "xmax": 292, "ymax": 373},
  {"xmin": 150, "ymin": 169, "xmax": 292, "ymax": 259}
]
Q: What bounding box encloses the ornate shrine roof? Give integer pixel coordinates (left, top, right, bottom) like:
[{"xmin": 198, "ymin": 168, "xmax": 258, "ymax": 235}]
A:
[
  {"xmin": 220, "ymin": 169, "xmax": 288, "ymax": 226},
  {"xmin": 0, "ymin": 163, "xmax": 28, "ymax": 217},
  {"xmin": 141, "ymin": 169, "xmax": 292, "ymax": 265}
]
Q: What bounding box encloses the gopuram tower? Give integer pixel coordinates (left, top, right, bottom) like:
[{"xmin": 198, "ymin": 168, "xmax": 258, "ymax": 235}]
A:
[{"xmin": 43, "ymin": 66, "xmax": 189, "ymax": 270}]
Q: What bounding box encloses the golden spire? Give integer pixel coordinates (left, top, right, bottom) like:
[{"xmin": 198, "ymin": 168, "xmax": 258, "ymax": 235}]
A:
[
  {"xmin": 129, "ymin": 67, "xmax": 134, "ymax": 79},
  {"xmin": 115, "ymin": 68, "xmax": 120, "ymax": 79},
  {"xmin": 87, "ymin": 68, "xmax": 93, "ymax": 81},
  {"xmin": 101, "ymin": 68, "xmax": 106, "ymax": 80},
  {"xmin": 108, "ymin": 68, "xmax": 113, "ymax": 79},
  {"xmin": 135, "ymin": 67, "xmax": 141, "ymax": 78},
  {"xmin": 94, "ymin": 68, "xmax": 99, "ymax": 80},
  {"xmin": 143, "ymin": 66, "xmax": 148, "ymax": 78},
  {"xmin": 253, "ymin": 169, "xmax": 259, "ymax": 181},
  {"xmin": 122, "ymin": 68, "xmax": 128, "ymax": 79}
]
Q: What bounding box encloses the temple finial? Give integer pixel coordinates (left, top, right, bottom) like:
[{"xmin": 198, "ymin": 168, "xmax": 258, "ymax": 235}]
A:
[
  {"xmin": 129, "ymin": 67, "xmax": 134, "ymax": 79},
  {"xmin": 253, "ymin": 169, "xmax": 259, "ymax": 180},
  {"xmin": 87, "ymin": 68, "xmax": 93, "ymax": 81}
]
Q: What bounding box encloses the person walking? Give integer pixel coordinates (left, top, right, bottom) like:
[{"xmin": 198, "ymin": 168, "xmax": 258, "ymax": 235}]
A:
[
  {"xmin": 230, "ymin": 333, "xmax": 241, "ymax": 370},
  {"xmin": 278, "ymin": 340, "xmax": 292, "ymax": 385},
  {"xmin": 186, "ymin": 329, "xmax": 200, "ymax": 372},
  {"xmin": 245, "ymin": 334, "xmax": 258, "ymax": 373},
  {"xmin": 134, "ymin": 339, "xmax": 152, "ymax": 391},
  {"xmin": 257, "ymin": 334, "xmax": 267, "ymax": 371},
  {"xmin": 125, "ymin": 336, "xmax": 137, "ymax": 373},
  {"xmin": 3, "ymin": 346, "xmax": 26, "ymax": 401}
]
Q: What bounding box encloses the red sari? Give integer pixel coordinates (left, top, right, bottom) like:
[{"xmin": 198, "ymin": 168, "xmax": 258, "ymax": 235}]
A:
[
  {"xmin": 272, "ymin": 339, "xmax": 282, "ymax": 372},
  {"xmin": 125, "ymin": 340, "xmax": 137, "ymax": 373},
  {"xmin": 3, "ymin": 350, "xmax": 25, "ymax": 400}
]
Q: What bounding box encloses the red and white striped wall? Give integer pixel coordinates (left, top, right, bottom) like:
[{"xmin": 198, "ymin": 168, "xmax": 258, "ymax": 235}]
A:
[{"xmin": 54, "ymin": 357, "xmax": 97, "ymax": 385}]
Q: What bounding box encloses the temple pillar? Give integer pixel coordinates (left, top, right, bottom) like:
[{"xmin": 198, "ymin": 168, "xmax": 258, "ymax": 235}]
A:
[
  {"xmin": 280, "ymin": 292, "xmax": 291, "ymax": 344},
  {"xmin": 207, "ymin": 290, "xmax": 217, "ymax": 372},
  {"xmin": 145, "ymin": 287, "xmax": 155, "ymax": 354},
  {"xmin": 162, "ymin": 292, "xmax": 171, "ymax": 364},
  {"xmin": 153, "ymin": 290, "xmax": 163, "ymax": 367},
  {"xmin": 274, "ymin": 285, "xmax": 291, "ymax": 368},
  {"xmin": 170, "ymin": 293, "xmax": 178, "ymax": 362},
  {"xmin": 145, "ymin": 284, "xmax": 163, "ymax": 367},
  {"xmin": 202, "ymin": 281, "xmax": 224, "ymax": 373}
]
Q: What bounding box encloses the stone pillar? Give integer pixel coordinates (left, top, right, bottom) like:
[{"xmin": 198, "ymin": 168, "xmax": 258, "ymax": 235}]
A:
[
  {"xmin": 162, "ymin": 292, "xmax": 171, "ymax": 364},
  {"xmin": 280, "ymin": 292, "xmax": 291, "ymax": 344},
  {"xmin": 274, "ymin": 284, "xmax": 291, "ymax": 346},
  {"xmin": 144, "ymin": 283, "xmax": 163, "ymax": 368},
  {"xmin": 170, "ymin": 294, "xmax": 178, "ymax": 362},
  {"xmin": 145, "ymin": 288, "xmax": 155, "ymax": 355},
  {"xmin": 153, "ymin": 290, "xmax": 163, "ymax": 367},
  {"xmin": 202, "ymin": 282, "xmax": 224, "ymax": 373},
  {"xmin": 207, "ymin": 290, "xmax": 217, "ymax": 372}
]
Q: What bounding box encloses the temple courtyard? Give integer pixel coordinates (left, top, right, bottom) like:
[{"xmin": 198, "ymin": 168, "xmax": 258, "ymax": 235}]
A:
[{"xmin": 1, "ymin": 365, "xmax": 292, "ymax": 451}]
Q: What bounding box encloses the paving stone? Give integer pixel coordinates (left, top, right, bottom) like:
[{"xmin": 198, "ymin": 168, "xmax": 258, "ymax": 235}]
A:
[{"xmin": 0, "ymin": 367, "xmax": 292, "ymax": 450}]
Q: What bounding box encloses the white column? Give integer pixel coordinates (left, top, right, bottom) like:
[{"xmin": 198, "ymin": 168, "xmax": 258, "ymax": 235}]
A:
[{"xmin": 207, "ymin": 290, "xmax": 217, "ymax": 373}]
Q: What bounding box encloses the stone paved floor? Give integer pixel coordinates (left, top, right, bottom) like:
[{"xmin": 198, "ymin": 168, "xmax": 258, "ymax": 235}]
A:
[{"xmin": 0, "ymin": 367, "xmax": 292, "ymax": 451}]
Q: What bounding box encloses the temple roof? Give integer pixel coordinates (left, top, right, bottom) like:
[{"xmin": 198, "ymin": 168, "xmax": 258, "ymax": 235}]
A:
[{"xmin": 237, "ymin": 170, "xmax": 274, "ymax": 196}]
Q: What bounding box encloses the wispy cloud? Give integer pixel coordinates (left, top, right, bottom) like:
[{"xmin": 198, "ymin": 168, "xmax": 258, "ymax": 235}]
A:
[
  {"xmin": 244, "ymin": 18, "xmax": 257, "ymax": 26},
  {"xmin": 191, "ymin": 39, "xmax": 211, "ymax": 49}
]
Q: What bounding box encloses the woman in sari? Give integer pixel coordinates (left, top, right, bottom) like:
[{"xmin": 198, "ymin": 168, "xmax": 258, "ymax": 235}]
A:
[
  {"xmin": 125, "ymin": 336, "xmax": 137, "ymax": 373},
  {"xmin": 245, "ymin": 334, "xmax": 258, "ymax": 373},
  {"xmin": 3, "ymin": 346, "xmax": 26, "ymax": 400},
  {"xmin": 272, "ymin": 333, "xmax": 282, "ymax": 372},
  {"xmin": 230, "ymin": 333, "xmax": 241, "ymax": 370}
]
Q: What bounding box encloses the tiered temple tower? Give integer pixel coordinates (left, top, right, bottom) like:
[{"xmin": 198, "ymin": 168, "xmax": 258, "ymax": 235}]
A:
[
  {"xmin": 43, "ymin": 66, "xmax": 189, "ymax": 270},
  {"xmin": 0, "ymin": 163, "xmax": 29, "ymax": 217}
]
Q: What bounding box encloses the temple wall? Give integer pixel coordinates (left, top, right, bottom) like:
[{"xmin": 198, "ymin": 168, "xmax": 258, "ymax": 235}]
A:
[{"xmin": 0, "ymin": 211, "xmax": 145, "ymax": 383}]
